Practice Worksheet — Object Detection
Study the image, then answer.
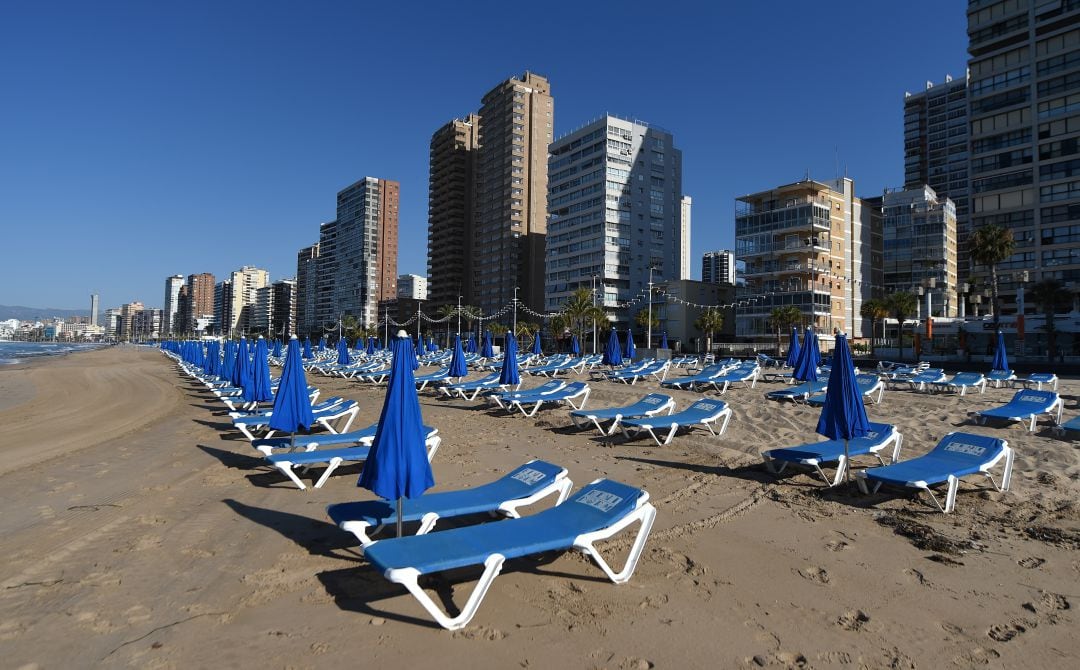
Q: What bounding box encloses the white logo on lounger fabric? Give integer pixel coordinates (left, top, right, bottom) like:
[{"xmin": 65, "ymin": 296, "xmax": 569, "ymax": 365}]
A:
[
  {"xmin": 944, "ymin": 441, "xmax": 987, "ymax": 456},
  {"xmin": 512, "ymin": 468, "xmax": 547, "ymax": 485},
  {"xmin": 696, "ymin": 403, "xmax": 717, "ymax": 411},
  {"xmin": 644, "ymin": 397, "xmax": 661, "ymax": 405},
  {"xmin": 1018, "ymin": 393, "xmax": 1044, "ymax": 403},
  {"xmin": 576, "ymin": 490, "xmax": 623, "ymax": 512}
]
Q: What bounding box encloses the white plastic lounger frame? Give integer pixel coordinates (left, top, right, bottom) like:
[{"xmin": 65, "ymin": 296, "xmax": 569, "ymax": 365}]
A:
[
  {"xmin": 761, "ymin": 427, "xmax": 903, "ymax": 487},
  {"xmin": 274, "ymin": 435, "xmax": 441, "ymax": 490},
  {"xmin": 621, "ymin": 401, "xmax": 732, "ymax": 446},
  {"xmin": 507, "ymin": 383, "xmax": 591, "ymax": 417},
  {"xmin": 381, "ymin": 483, "xmax": 656, "ymax": 630},
  {"xmin": 570, "ymin": 395, "xmax": 676, "ymax": 436}
]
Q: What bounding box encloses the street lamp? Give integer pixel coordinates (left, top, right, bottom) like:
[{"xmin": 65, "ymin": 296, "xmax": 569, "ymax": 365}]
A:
[
  {"xmin": 512, "ymin": 286, "xmax": 519, "ymax": 335},
  {"xmin": 647, "ymin": 265, "xmax": 655, "ymax": 349},
  {"xmin": 415, "ymin": 299, "xmax": 423, "ymax": 344},
  {"xmin": 959, "ymin": 282, "xmax": 970, "ymax": 319},
  {"xmin": 592, "ymin": 274, "xmax": 599, "ymax": 355},
  {"xmin": 456, "ymin": 295, "xmax": 462, "ymax": 337}
]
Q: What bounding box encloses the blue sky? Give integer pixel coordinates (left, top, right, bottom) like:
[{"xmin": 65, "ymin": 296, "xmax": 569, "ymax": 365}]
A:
[{"xmin": 0, "ymin": 1, "xmax": 970, "ymax": 311}]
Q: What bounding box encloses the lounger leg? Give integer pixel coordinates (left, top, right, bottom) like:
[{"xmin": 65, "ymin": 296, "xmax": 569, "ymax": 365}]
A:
[
  {"xmin": 573, "ymin": 503, "xmax": 657, "ymax": 584},
  {"xmin": 386, "ymin": 555, "xmax": 506, "ymax": 630},
  {"xmin": 944, "ymin": 475, "xmax": 959, "ymax": 514},
  {"xmin": 339, "ymin": 520, "xmax": 376, "ymax": 547},
  {"xmin": 660, "ymin": 425, "xmax": 678, "ymax": 446},
  {"xmin": 312, "ymin": 457, "xmax": 344, "ymax": 489},
  {"xmin": 273, "ymin": 461, "xmax": 308, "ymax": 490},
  {"xmin": 826, "ymin": 458, "xmax": 846, "ymax": 487},
  {"xmin": 1001, "ymin": 446, "xmax": 1014, "ymax": 491},
  {"xmin": 524, "ymin": 401, "xmax": 544, "ymax": 418}
]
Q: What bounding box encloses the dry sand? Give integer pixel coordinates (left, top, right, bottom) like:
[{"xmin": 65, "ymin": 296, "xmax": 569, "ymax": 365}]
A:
[{"xmin": 0, "ymin": 346, "xmax": 1077, "ymax": 669}]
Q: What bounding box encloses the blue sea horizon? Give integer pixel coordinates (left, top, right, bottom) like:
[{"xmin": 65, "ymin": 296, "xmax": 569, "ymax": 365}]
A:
[{"xmin": 0, "ymin": 341, "xmax": 108, "ymax": 366}]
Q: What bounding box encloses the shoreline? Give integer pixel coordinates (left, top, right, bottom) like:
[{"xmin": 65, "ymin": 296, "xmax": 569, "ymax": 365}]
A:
[{"xmin": 0, "ymin": 348, "xmax": 1076, "ymax": 667}]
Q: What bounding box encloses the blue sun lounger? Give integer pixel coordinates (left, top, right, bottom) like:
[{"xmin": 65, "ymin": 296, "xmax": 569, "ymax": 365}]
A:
[
  {"xmin": 976, "ymin": 389, "xmax": 1062, "ymax": 432},
  {"xmin": 607, "ymin": 359, "xmax": 670, "ymax": 385},
  {"xmin": 855, "ymin": 432, "xmax": 1013, "ymax": 513},
  {"xmin": 765, "ymin": 379, "xmax": 829, "ymax": 402},
  {"xmin": 489, "ymin": 380, "xmax": 567, "ymax": 410},
  {"xmin": 438, "ymin": 373, "xmax": 508, "ymax": 400},
  {"xmin": 414, "ymin": 367, "xmax": 451, "ymax": 391},
  {"xmin": 264, "ymin": 430, "xmax": 441, "ymax": 490},
  {"xmin": 1056, "ymin": 415, "xmax": 1080, "ymax": 436},
  {"xmin": 1019, "ymin": 372, "xmax": 1058, "ymax": 391},
  {"xmin": 230, "ymin": 398, "xmax": 360, "ymax": 441},
  {"xmin": 906, "ymin": 368, "xmax": 947, "ymax": 392},
  {"xmin": 502, "ymin": 381, "xmax": 591, "ymax": 417},
  {"xmin": 659, "ymin": 364, "xmax": 728, "ymax": 390},
  {"xmin": 620, "ymin": 398, "xmax": 732, "ymax": 446},
  {"xmin": 986, "ymin": 369, "xmax": 1016, "ymax": 388},
  {"xmin": 706, "ymin": 364, "xmax": 760, "ymax": 394},
  {"xmin": 362, "ymin": 478, "xmax": 656, "ymax": 630},
  {"xmin": 807, "ymin": 374, "xmax": 884, "ymax": 406},
  {"xmin": 569, "ymin": 393, "xmax": 675, "ymax": 436},
  {"xmin": 326, "ymin": 460, "xmax": 573, "ymax": 547},
  {"xmin": 761, "ymin": 422, "xmax": 902, "ymax": 487},
  {"xmin": 251, "ymin": 423, "xmax": 438, "ymax": 456},
  {"xmin": 925, "ymin": 372, "xmax": 987, "ymax": 396}
]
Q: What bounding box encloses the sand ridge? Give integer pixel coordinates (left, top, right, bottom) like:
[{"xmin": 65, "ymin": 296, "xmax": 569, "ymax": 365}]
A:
[{"xmin": 0, "ymin": 346, "xmax": 1077, "ymax": 668}]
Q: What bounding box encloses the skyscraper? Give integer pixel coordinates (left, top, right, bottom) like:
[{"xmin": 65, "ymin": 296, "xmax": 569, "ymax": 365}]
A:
[
  {"xmin": 184, "ymin": 272, "xmax": 214, "ymax": 335},
  {"xmin": 314, "ymin": 177, "xmax": 399, "ymax": 329},
  {"xmin": 882, "ymin": 185, "xmax": 958, "ymax": 317},
  {"xmin": 680, "ymin": 196, "xmax": 693, "ymax": 280},
  {"xmin": 966, "ymin": 2, "xmax": 1080, "ymax": 313},
  {"xmin": 225, "ymin": 266, "xmax": 270, "ymax": 336},
  {"xmin": 427, "ymin": 115, "xmax": 479, "ymax": 309},
  {"xmin": 702, "ymin": 250, "xmax": 737, "ymax": 285},
  {"xmin": 473, "ymin": 72, "xmax": 553, "ymax": 315},
  {"xmin": 903, "ymin": 74, "xmax": 970, "ymax": 284},
  {"xmin": 545, "ymin": 115, "xmax": 683, "ymax": 329},
  {"xmin": 89, "ymin": 293, "xmax": 100, "ymax": 327},
  {"xmin": 163, "ymin": 275, "xmax": 183, "ymax": 335},
  {"xmin": 295, "ymin": 243, "xmax": 319, "ymax": 337}
]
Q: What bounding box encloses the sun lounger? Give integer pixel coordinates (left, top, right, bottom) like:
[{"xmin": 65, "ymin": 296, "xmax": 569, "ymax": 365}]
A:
[
  {"xmin": 521, "ymin": 356, "xmax": 578, "ymax": 377},
  {"xmin": 765, "ymin": 379, "xmax": 829, "ymax": 402},
  {"xmin": 1056, "ymin": 414, "xmax": 1080, "ymax": 436},
  {"xmin": 761, "ymin": 422, "xmax": 902, "ymax": 487},
  {"xmin": 1019, "ymin": 372, "xmax": 1058, "ymax": 391},
  {"xmin": 230, "ymin": 398, "xmax": 359, "ymax": 441},
  {"xmin": 438, "ymin": 373, "xmax": 512, "ymax": 400},
  {"xmin": 252, "ymin": 423, "xmax": 437, "ymax": 456},
  {"xmin": 265, "ymin": 432, "xmax": 441, "ymax": 490},
  {"xmin": 659, "ymin": 364, "xmax": 728, "ymax": 390},
  {"xmin": 414, "ymin": 367, "xmax": 451, "ymax": 391},
  {"xmin": 326, "ymin": 460, "xmax": 573, "ymax": 546},
  {"xmin": 620, "ymin": 398, "xmax": 732, "ymax": 446},
  {"xmin": 706, "ymin": 365, "xmax": 760, "ymax": 394},
  {"xmin": 906, "ymin": 368, "xmax": 947, "ymax": 392},
  {"xmin": 605, "ymin": 359, "xmax": 670, "ymax": 385},
  {"xmin": 976, "ymin": 389, "xmax": 1062, "ymax": 431},
  {"xmin": 986, "ymin": 369, "xmax": 1016, "ymax": 388},
  {"xmin": 925, "ymin": 371, "xmax": 986, "ymax": 396},
  {"xmin": 855, "ymin": 432, "xmax": 1013, "ymax": 513},
  {"xmin": 489, "ymin": 380, "xmax": 567, "ymax": 410},
  {"xmin": 806, "ymin": 374, "xmax": 884, "ymax": 406},
  {"xmin": 361, "ymin": 478, "xmax": 655, "ymax": 630},
  {"xmin": 569, "ymin": 393, "xmax": 675, "ymax": 436},
  {"xmin": 502, "ymin": 381, "xmax": 591, "ymax": 417}
]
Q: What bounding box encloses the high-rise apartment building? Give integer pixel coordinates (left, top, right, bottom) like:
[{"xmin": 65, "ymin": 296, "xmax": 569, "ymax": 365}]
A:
[
  {"xmin": 119, "ymin": 301, "xmax": 144, "ymax": 341},
  {"xmin": 680, "ymin": 196, "xmax": 693, "ymax": 280},
  {"xmin": 427, "ymin": 115, "xmax": 479, "ymax": 308},
  {"xmin": 903, "ymin": 74, "xmax": 970, "ymax": 282},
  {"xmin": 163, "ymin": 275, "xmax": 183, "ymax": 335},
  {"xmin": 182, "ymin": 272, "xmax": 214, "ymax": 335},
  {"xmin": 132, "ymin": 308, "xmax": 162, "ymax": 340},
  {"xmin": 545, "ymin": 115, "xmax": 683, "ymax": 328},
  {"xmin": 214, "ymin": 280, "xmax": 233, "ymax": 336},
  {"xmin": 966, "ymin": 1, "xmax": 1080, "ymax": 312},
  {"xmin": 314, "ymin": 177, "xmax": 399, "ymax": 330},
  {"xmin": 295, "ymin": 244, "xmax": 319, "ymax": 337},
  {"xmin": 271, "ymin": 279, "xmax": 296, "ymax": 338},
  {"xmin": 473, "ymin": 72, "xmax": 553, "ymax": 316},
  {"xmin": 735, "ymin": 178, "xmax": 880, "ymax": 339},
  {"xmin": 89, "ymin": 293, "xmax": 100, "ymax": 327},
  {"xmin": 702, "ymin": 250, "xmax": 737, "ymax": 285},
  {"xmin": 398, "ymin": 274, "xmax": 428, "ymax": 300},
  {"xmin": 882, "ymin": 185, "xmax": 959, "ymax": 317},
  {"xmin": 224, "ymin": 266, "xmax": 270, "ymax": 336}
]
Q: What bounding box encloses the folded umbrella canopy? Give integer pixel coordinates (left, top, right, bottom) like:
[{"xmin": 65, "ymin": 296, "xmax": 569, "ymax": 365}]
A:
[
  {"xmin": 570, "ymin": 334, "xmax": 581, "ymax": 356},
  {"xmin": 481, "ymin": 330, "xmax": 494, "ymax": 359},
  {"xmin": 532, "ymin": 330, "xmax": 542, "ymax": 356},
  {"xmin": 499, "ymin": 331, "xmax": 520, "ymax": 386},
  {"xmin": 624, "ymin": 329, "xmax": 636, "ymax": 361},
  {"xmin": 246, "ymin": 336, "xmax": 274, "ymax": 406},
  {"xmin": 785, "ymin": 326, "xmax": 801, "ymax": 368},
  {"xmin": 336, "ymin": 337, "xmax": 351, "ymax": 366},
  {"xmin": 448, "ymin": 334, "xmax": 468, "ymax": 378},
  {"xmin": 660, "ymin": 331, "xmax": 669, "ymax": 350},
  {"xmin": 992, "ymin": 330, "xmax": 1009, "ymax": 371},
  {"xmin": 603, "ymin": 329, "xmax": 623, "ymax": 367},
  {"xmin": 268, "ymin": 336, "xmax": 314, "ymax": 447},
  {"xmin": 792, "ymin": 328, "xmax": 818, "ymax": 382},
  {"xmin": 816, "ymin": 333, "xmax": 870, "ymax": 483}
]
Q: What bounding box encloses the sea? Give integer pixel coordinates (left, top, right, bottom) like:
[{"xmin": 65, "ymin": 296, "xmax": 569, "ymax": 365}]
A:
[{"xmin": 0, "ymin": 341, "xmax": 108, "ymax": 366}]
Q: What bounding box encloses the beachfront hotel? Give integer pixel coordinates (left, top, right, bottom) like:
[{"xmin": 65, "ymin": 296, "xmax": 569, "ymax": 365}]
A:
[
  {"xmin": 702, "ymin": 250, "xmax": 737, "ymax": 285},
  {"xmin": 308, "ymin": 176, "xmax": 400, "ymax": 331},
  {"xmin": 427, "ymin": 115, "xmax": 479, "ymax": 310},
  {"xmin": 965, "ymin": 0, "xmax": 1080, "ymax": 314},
  {"xmin": 881, "ymin": 185, "xmax": 959, "ymax": 317},
  {"xmin": 472, "ymin": 72, "xmax": 553, "ymax": 317},
  {"xmin": 735, "ymin": 177, "xmax": 880, "ymax": 341},
  {"xmin": 544, "ymin": 115, "xmax": 683, "ymax": 330}
]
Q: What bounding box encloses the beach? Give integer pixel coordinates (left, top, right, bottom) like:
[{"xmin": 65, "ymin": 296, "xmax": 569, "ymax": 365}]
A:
[{"xmin": 0, "ymin": 346, "xmax": 1077, "ymax": 669}]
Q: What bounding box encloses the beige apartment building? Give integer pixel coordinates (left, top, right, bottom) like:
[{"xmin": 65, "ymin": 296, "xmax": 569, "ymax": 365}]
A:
[{"xmin": 735, "ymin": 178, "xmax": 881, "ymax": 340}]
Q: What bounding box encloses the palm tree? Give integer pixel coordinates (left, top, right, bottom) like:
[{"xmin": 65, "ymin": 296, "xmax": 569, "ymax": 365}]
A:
[
  {"xmin": 436, "ymin": 304, "xmax": 457, "ymax": 344},
  {"xmin": 459, "ymin": 305, "xmax": 479, "ymax": 336},
  {"xmin": 634, "ymin": 309, "xmax": 659, "ymax": 333},
  {"xmin": 339, "ymin": 314, "xmax": 361, "ymax": 343},
  {"xmin": 693, "ymin": 308, "xmax": 725, "ymax": 355},
  {"xmin": 1028, "ymin": 279, "xmax": 1072, "ymax": 363},
  {"xmin": 560, "ymin": 288, "xmax": 606, "ymax": 345},
  {"xmin": 769, "ymin": 305, "xmax": 803, "ymax": 356},
  {"xmin": 885, "ymin": 292, "xmax": 918, "ymax": 361},
  {"xmin": 860, "ymin": 299, "xmax": 889, "ymax": 348},
  {"xmin": 970, "ymin": 224, "xmax": 1016, "ymax": 331}
]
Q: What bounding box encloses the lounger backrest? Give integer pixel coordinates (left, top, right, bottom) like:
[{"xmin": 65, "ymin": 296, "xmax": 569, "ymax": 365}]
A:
[
  {"xmin": 863, "ymin": 422, "xmax": 894, "ymax": 442},
  {"xmin": 952, "ymin": 372, "xmax": 983, "ymax": 384},
  {"xmin": 535, "ymin": 381, "xmax": 565, "ymax": 393},
  {"xmin": 1007, "ymin": 389, "xmax": 1057, "ymax": 409},
  {"xmin": 503, "ymin": 460, "xmax": 565, "ymax": 490},
  {"xmin": 855, "ymin": 374, "xmax": 880, "ymax": 387},
  {"xmin": 638, "ymin": 393, "xmax": 672, "ymax": 409},
  {"xmin": 927, "ymin": 432, "xmax": 1006, "ymax": 465},
  {"xmin": 561, "ymin": 382, "xmax": 588, "ymax": 395},
  {"xmin": 682, "ymin": 399, "xmax": 728, "ymax": 419},
  {"xmin": 989, "ymin": 369, "xmax": 1014, "ymax": 377},
  {"xmin": 1029, "ymin": 373, "xmax": 1055, "ymax": 382}
]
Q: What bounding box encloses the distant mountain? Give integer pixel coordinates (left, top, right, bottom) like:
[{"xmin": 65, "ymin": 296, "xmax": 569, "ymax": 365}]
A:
[{"xmin": 0, "ymin": 305, "xmax": 94, "ymax": 321}]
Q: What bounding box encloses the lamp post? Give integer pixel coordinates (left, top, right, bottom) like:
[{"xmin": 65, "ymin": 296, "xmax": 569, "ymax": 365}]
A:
[
  {"xmin": 415, "ymin": 300, "xmax": 423, "ymax": 344},
  {"xmin": 512, "ymin": 286, "xmax": 519, "ymax": 336},
  {"xmin": 456, "ymin": 295, "xmax": 462, "ymax": 337},
  {"xmin": 959, "ymin": 282, "xmax": 970, "ymax": 319},
  {"xmin": 1017, "ymin": 270, "xmax": 1029, "ymax": 357},
  {"xmin": 647, "ymin": 265, "xmax": 655, "ymax": 349},
  {"xmin": 383, "ymin": 304, "xmax": 390, "ymax": 346},
  {"xmin": 592, "ymin": 274, "xmax": 598, "ymax": 355}
]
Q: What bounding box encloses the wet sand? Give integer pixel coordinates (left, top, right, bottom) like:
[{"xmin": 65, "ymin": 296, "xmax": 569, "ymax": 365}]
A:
[{"xmin": 0, "ymin": 346, "xmax": 1077, "ymax": 668}]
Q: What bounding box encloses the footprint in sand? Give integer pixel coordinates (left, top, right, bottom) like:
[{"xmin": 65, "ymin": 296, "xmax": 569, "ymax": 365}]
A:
[
  {"xmin": 797, "ymin": 566, "xmax": 829, "ymax": 584},
  {"xmin": 824, "ymin": 540, "xmax": 848, "ymax": 552},
  {"xmin": 987, "ymin": 620, "xmax": 1029, "ymax": 642},
  {"xmin": 1018, "ymin": 556, "xmax": 1046, "ymax": 569},
  {"xmin": 837, "ymin": 609, "xmax": 870, "ymax": 631},
  {"xmin": 904, "ymin": 568, "xmax": 929, "ymax": 586}
]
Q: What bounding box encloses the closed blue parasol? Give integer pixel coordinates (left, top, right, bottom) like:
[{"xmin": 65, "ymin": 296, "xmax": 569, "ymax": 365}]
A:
[
  {"xmin": 481, "ymin": 330, "xmax": 494, "ymax": 358},
  {"xmin": 427, "ymin": 337, "xmax": 437, "ymax": 353},
  {"xmin": 302, "ymin": 337, "xmax": 313, "ymax": 360},
  {"xmin": 991, "ymin": 330, "xmax": 1008, "ymax": 371},
  {"xmin": 815, "ymin": 333, "xmax": 870, "ymax": 483},
  {"xmin": 660, "ymin": 331, "xmax": 669, "ymax": 350},
  {"xmin": 366, "ymin": 337, "xmax": 375, "ymax": 356},
  {"xmin": 466, "ymin": 334, "xmax": 477, "ymax": 354},
  {"xmin": 625, "ymin": 329, "xmax": 636, "ymax": 360},
  {"xmin": 233, "ymin": 338, "xmax": 250, "ymax": 388},
  {"xmin": 318, "ymin": 336, "xmax": 327, "ymax": 352},
  {"xmin": 570, "ymin": 334, "xmax": 581, "ymax": 356},
  {"xmin": 221, "ymin": 341, "xmax": 235, "ymax": 382},
  {"xmin": 499, "ymin": 330, "xmax": 520, "ymax": 386},
  {"xmin": 793, "ymin": 328, "xmax": 818, "ymax": 382},
  {"xmin": 531, "ymin": 330, "xmax": 542, "ymax": 355},
  {"xmin": 336, "ymin": 337, "xmax": 350, "ymax": 366},
  {"xmin": 448, "ymin": 334, "xmax": 468, "ymax": 378},
  {"xmin": 358, "ymin": 330, "xmax": 435, "ymax": 536},
  {"xmin": 603, "ymin": 329, "xmax": 623, "ymax": 367},
  {"xmin": 811, "ymin": 328, "xmax": 823, "ymax": 367},
  {"xmin": 272, "ymin": 338, "xmax": 282, "ymax": 358},
  {"xmin": 268, "ymin": 336, "xmax": 314, "ymax": 444},
  {"xmin": 786, "ymin": 326, "xmax": 801, "ymax": 368},
  {"xmin": 247, "ymin": 336, "xmax": 274, "ymax": 406}
]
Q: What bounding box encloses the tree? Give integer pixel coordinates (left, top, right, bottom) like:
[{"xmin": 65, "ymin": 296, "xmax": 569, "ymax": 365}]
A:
[
  {"xmin": 693, "ymin": 308, "xmax": 725, "ymax": 354},
  {"xmin": 339, "ymin": 314, "xmax": 362, "ymax": 343},
  {"xmin": 436, "ymin": 304, "xmax": 457, "ymax": 344},
  {"xmin": 860, "ymin": 299, "xmax": 889, "ymax": 347},
  {"xmin": 970, "ymin": 224, "xmax": 1016, "ymax": 331},
  {"xmin": 560, "ymin": 288, "xmax": 606, "ymax": 345},
  {"xmin": 459, "ymin": 305, "xmax": 480, "ymax": 336},
  {"xmin": 885, "ymin": 292, "xmax": 917, "ymax": 361},
  {"xmin": 634, "ymin": 309, "xmax": 659, "ymax": 333},
  {"xmin": 488, "ymin": 322, "xmax": 508, "ymax": 337},
  {"xmin": 769, "ymin": 305, "xmax": 803, "ymax": 355},
  {"xmin": 1028, "ymin": 279, "xmax": 1072, "ymax": 363}
]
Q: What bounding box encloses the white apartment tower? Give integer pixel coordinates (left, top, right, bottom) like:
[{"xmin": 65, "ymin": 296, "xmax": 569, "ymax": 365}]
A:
[
  {"xmin": 680, "ymin": 196, "xmax": 692, "ymax": 279},
  {"xmin": 545, "ymin": 115, "xmax": 683, "ymax": 325},
  {"xmin": 163, "ymin": 275, "xmax": 183, "ymax": 335},
  {"xmin": 702, "ymin": 250, "xmax": 737, "ymax": 285}
]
